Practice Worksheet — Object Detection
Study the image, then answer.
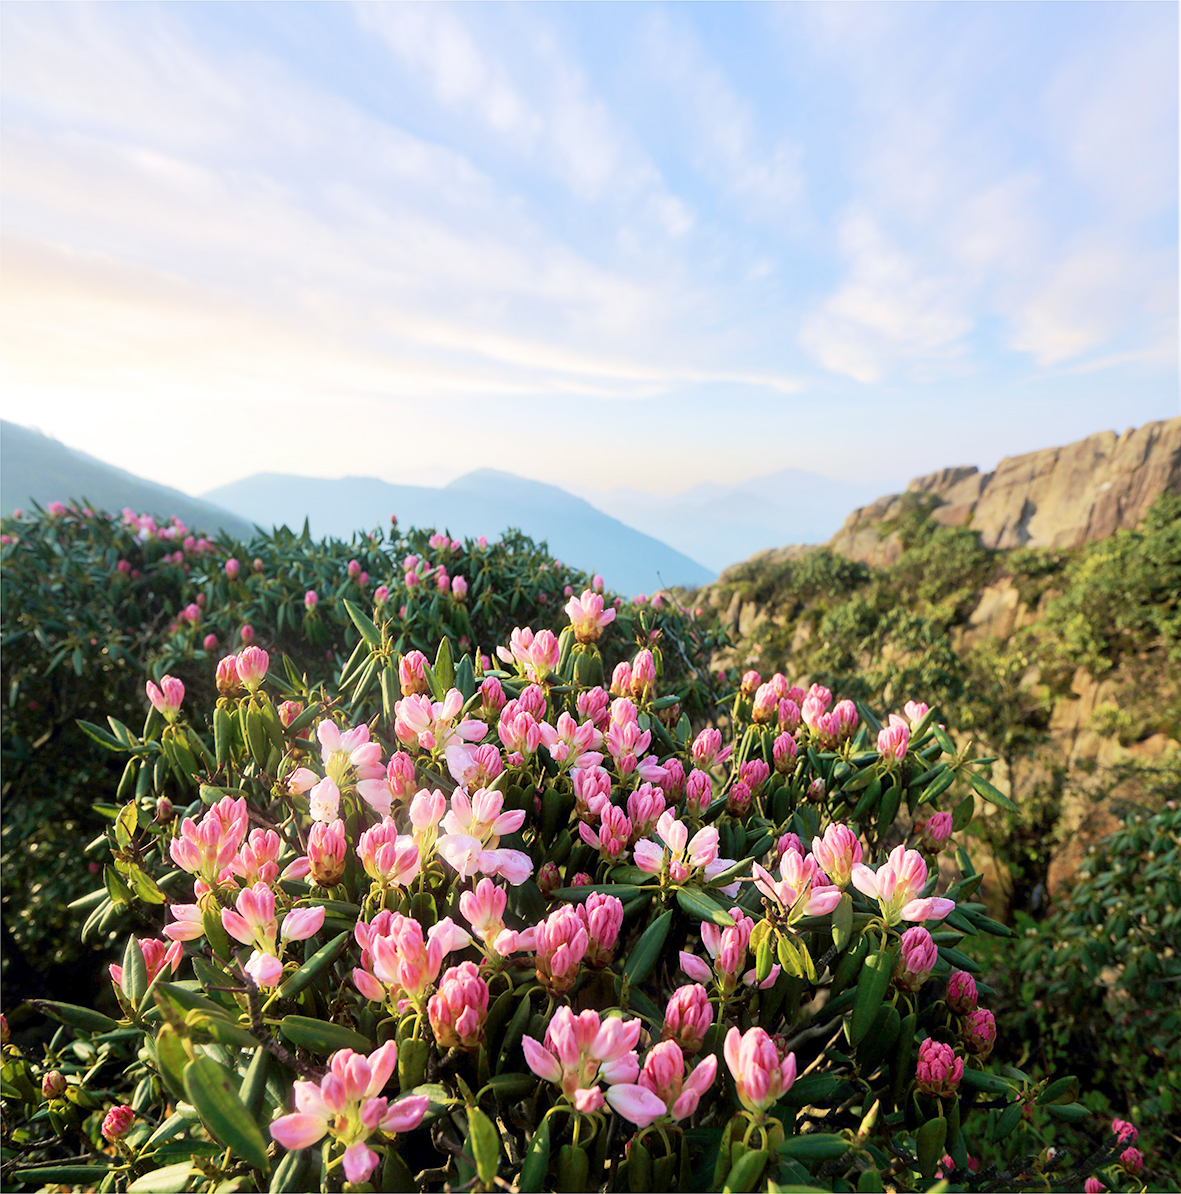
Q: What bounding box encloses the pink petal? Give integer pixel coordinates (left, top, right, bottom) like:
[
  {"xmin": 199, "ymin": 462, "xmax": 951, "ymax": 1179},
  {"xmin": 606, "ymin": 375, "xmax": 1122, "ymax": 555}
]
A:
[
  {"xmin": 221, "ymin": 909, "xmax": 254, "ymax": 945},
  {"xmin": 365, "ymin": 1040, "xmax": 399, "ymax": 1097},
  {"xmin": 382, "ymin": 1094, "xmax": 429, "ymax": 1134},
  {"xmin": 269, "ymin": 1112, "xmax": 326, "ymax": 1149},
  {"xmin": 573, "ymin": 1086, "xmax": 605, "ymax": 1113},
  {"xmin": 850, "ymin": 862, "xmax": 880, "ymax": 899},
  {"xmin": 605, "ymin": 1084, "xmax": 667, "ymax": 1127},
  {"xmin": 281, "ymin": 906, "xmax": 326, "ymax": 941},
  {"xmin": 522, "ymin": 1036, "xmax": 563, "ymax": 1084},
  {"xmin": 679, "ymin": 952, "xmax": 712, "ymax": 983},
  {"xmin": 342, "ymin": 1140, "xmax": 379, "ymax": 1183},
  {"xmin": 901, "ymin": 896, "xmax": 955, "ymax": 923}
]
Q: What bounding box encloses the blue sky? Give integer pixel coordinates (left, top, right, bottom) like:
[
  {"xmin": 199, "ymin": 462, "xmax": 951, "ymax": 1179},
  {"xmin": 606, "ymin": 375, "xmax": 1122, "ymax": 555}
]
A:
[{"xmin": 0, "ymin": 1, "xmax": 1176, "ymax": 500}]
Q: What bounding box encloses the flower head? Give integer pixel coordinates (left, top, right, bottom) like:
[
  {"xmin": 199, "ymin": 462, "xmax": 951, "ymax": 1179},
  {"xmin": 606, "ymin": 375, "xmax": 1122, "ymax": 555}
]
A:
[
  {"xmin": 851, "ymin": 845, "xmax": 955, "ymax": 926},
  {"xmin": 146, "ymin": 675, "xmax": 184, "ymax": 722},
  {"xmin": 915, "ymin": 1038, "xmax": 963, "ymax": 1097},
  {"xmin": 723, "ymin": 1027, "xmax": 796, "ymax": 1117},
  {"xmin": 522, "ymin": 1007, "xmax": 642, "ymax": 1112},
  {"xmin": 606, "ymin": 1042, "xmax": 717, "ymax": 1127}
]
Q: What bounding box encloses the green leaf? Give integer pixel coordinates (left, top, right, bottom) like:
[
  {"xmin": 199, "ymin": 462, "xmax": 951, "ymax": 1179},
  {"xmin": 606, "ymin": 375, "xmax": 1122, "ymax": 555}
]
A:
[
  {"xmin": 121, "ymin": 936, "xmax": 148, "ymax": 1005},
  {"xmin": 128, "ymin": 1163, "xmax": 198, "ymax": 1193},
  {"xmin": 14, "ymin": 1166, "xmax": 112, "ymax": 1185},
  {"xmin": 778, "ymin": 1134, "xmax": 849, "ymax": 1160},
  {"xmin": 519, "ymin": 1113, "xmax": 552, "ymax": 1193},
  {"xmin": 915, "ymin": 1116, "xmax": 947, "ymax": 1179},
  {"xmin": 468, "ymin": 1105, "xmax": 500, "ymax": 1185},
  {"xmin": 31, "ymin": 1000, "xmax": 119, "ymax": 1033},
  {"xmin": 183, "ymin": 1054, "xmax": 270, "ymax": 1173},
  {"xmin": 966, "ymin": 769, "xmax": 1018, "ymax": 813},
  {"xmin": 114, "ymin": 800, "xmax": 138, "ymax": 849},
  {"xmin": 77, "ymin": 719, "xmax": 123, "ymax": 750},
  {"xmin": 276, "ymin": 932, "xmax": 348, "ymax": 999},
  {"xmin": 723, "ymin": 1147, "xmax": 768, "ymax": 1192},
  {"xmin": 676, "ymin": 886, "xmax": 736, "ymax": 927},
  {"xmin": 831, "ymin": 893, "xmax": 854, "ymax": 954},
  {"xmin": 931, "ymin": 725, "xmax": 957, "ymax": 756},
  {"xmin": 342, "ymin": 598, "xmax": 381, "ymax": 646},
  {"xmin": 279, "ymin": 1015, "xmax": 371, "ymax": 1055},
  {"xmin": 848, "ymin": 948, "xmax": 894, "ymax": 1046},
  {"xmin": 554, "ymin": 884, "xmax": 642, "ymax": 903},
  {"xmin": 434, "ymin": 636, "xmax": 455, "ymax": 694},
  {"xmin": 623, "ymin": 911, "xmax": 673, "ymax": 986}
]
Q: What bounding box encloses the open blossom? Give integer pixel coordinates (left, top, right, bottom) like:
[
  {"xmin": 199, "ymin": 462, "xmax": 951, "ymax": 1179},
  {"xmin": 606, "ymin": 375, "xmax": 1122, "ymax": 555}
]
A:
[
  {"xmin": 634, "ymin": 810, "xmax": 735, "ymax": 889},
  {"xmin": 356, "ymin": 751, "xmax": 417, "ymax": 818},
  {"xmin": 498, "ymin": 707, "xmax": 542, "ymax": 763},
  {"xmin": 229, "ymin": 827, "xmax": 285, "ymax": 886},
  {"xmin": 451, "ymin": 742, "xmax": 503, "ymax": 791},
  {"xmin": 852, "ymin": 845, "xmax": 955, "ymax": 926},
  {"xmin": 604, "ymin": 718, "xmax": 651, "ymax": 776},
  {"xmin": 680, "ymin": 907, "xmax": 777, "ymax": 995},
  {"xmin": 428, "ymin": 962, "xmax": 488, "ymax": 1049},
  {"xmin": 662, "ymin": 984, "xmax": 713, "ymax": 1053},
  {"xmin": 539, "ymin": 712, "xmax": 603, "ymax": 769},
  {"xmin": 317, "ymin": 720, "xmax": 385, "ymax": 793},
  {"xmin": 566, "ymin": 589, "xmax": 616, "ymax": 643},
  {"xmin": 458, "ymin": 878, "xmax": 533, "ymax": 959},
  {"xmin": 356, "ymin": 820, "xmax": 421, "ymax": 890},
  {"xmin": 752, "ymin": 850, "xmax": 843, "ymax": 923},
  {"xmin": 534, "ymin": 905, "xmax": 589, "ymax": 994},
  {"xmin": 523, "ymin": 1007, "xmax": 642, "ymax": 1113},
  {"xmin": 627, "ymin": 784, "xmax": 667, "ymax": 842},
  {"xmin": 877, "ymin": 715, "xmax": 911, "ymax": 761},
  {"xmin": 903, "ymin": 700, "xmax": 930, "ymax": 727},
  {"xmin": 146, "ymin": 676, "xmax": 184, "ymax": 721},
  {"xmin": 811, "ymin": 823, "xmax": 863, "ymax": 888},
  {"xmin": 607, "ymin": 1041, "xmax": 717, "ymax": 1127},
  {"xmin": 269, "ymin": 1043, "xmax": 428, "ymax": 1184},
  {"xmin": 724, "ymin": 1027, "xmax": 797, "ymax": 1117},
  {"xmin": 357, "ymin": 913, "xmax": 471, "ymax": 1010},
  {"xmin": 915, "ymin": 1038, "xmax": 964, "ymax": 1096},
  {"xmin": 497, "ymin": 626, "xmax": 560, "ymax": 683},
  {"xmin": 169, "ymin": 796, "xmax": 248, "ymax": 885},
  {"xmin": 437, "ymin": 788, "xmax": 531, "ymax": 883},
  {"xmin": 394, "ymin": 689, "xmax": 486, "ymax": 780},
  {"xmin": 895, "ymin": 926, "xmax": 939, "ymax": 991},
  {"xmin": 691, "ymin": 728, "xmax": 732, "ymax": 770},
  {"xmin": 222, "ymin": 883, "xmax": 324, "ymax": 989},
  {"xmin": 579, "ymin": 805, "xmax": 631, "ymax": 861}
]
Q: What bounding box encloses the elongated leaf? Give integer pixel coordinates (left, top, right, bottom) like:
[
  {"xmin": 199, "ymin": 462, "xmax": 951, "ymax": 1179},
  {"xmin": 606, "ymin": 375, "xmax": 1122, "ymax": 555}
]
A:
[
  {"xmin": 468, "ymin": 1105, "xmax": 500, "ymax": 1185},
  {"xmin": 519, "ymin": 1113, "xmax": 551, "ymax": 1193},
  {"xmin": 778, "ymin": 1134, "xmax": 849, "ymax": 1160},
  {"xmin": 623, "ymin": 911, "xmax": 673, "ymax": 986},
  {"xmin": 277, "ymin": 932, "xmax": 348, "ymax": 999},
  {"xmin": 121, "ymin": 936, "xmax": 148, "ymax": 1006},
  {"xmin": 553, "ymin": 884, "xmax": 642, "ymax": 903},
  {"xmin": 967, "ymin": 769, "xmax": 1018, "ymax": 813},
  {"xmin": 434, "ymin": 636, "xmax": 455, "ymax": 694},
  {"xmin": 848, "ymin": 948, "xmax": 894, "ymax": 1046},
  {"xmin": 31, "ymin": 1000, "xmax": 119, "ymax": 1033},
  {"xmin": 342, "ymin": 599, "xmax": 381, "ymax": 646},
  {"xmin": 915, "ymin": 1116, "xmax": 947, "ymax": 1179},
  {"xmin": 676, "ymin": 886, "xmax": 736, "ymax": 927},
  {"xmin": 128, "ymin": 1163, "xmax": 197, "ymax": 1193},
  {"xmin": 279, "ymin": 1015, "xmax": 371, "ymax": 1054},
  {"xmin": 183, "ymin": 1055, "xmax": 270, "ymax": 1173},
  {"xmin": 831, "ymin": 893, "xmax": 854, "ymax": 954},
  {"xmin": 14, "ymin": 1166, "xmax": 112, "ymax": 1185}
]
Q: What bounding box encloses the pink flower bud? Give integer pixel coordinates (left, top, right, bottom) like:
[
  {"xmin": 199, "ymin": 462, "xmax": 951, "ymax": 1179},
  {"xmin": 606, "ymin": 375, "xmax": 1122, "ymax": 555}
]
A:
[
  {"xmin": 610, "ymin": 661, "xmax": 632, "ymax": 697},
  {"xmin": 685, "ymin": 769, "xmax": 712, "ymax": 818},
  {"xmin": 895, "ymin": 926, "xmax": 938, "ymax": 992},
  {"xmin": 102, "ymin": 1104, "xmax": 135, "ymax": 1140},
  {"xmin": 42, "ymin": 1070, "xmax": 67, "ymax": 1099},
  {"xmin": 428, "ymin": 961, "xmax": 489, "ymax": 1049},
  {"xmin": 240, "ymin": 624, "xmax": 254, "ymax": 644},
  {"xmin": 916, "ymin": 811, "xmax": 954, "ymax": 851},
  {"xmin": 946, "ymin": 970, "xmax": 978, "ymax": 1014},
  {"xmin": 578, "ymin": 892, "xmax": 624, "ymax": 967},
  {"xmin": 304, "ymin": 589, "xmax": 318, "ymax": 610},
  {"xmin": 479, "ymin": 676, "xmax": 506, "ymax": 716},
  {"xmin": 903, "ymin": 700, "xmax": 930, "ymax": 727},
  {"xmin": 145, "ymin": 675, "xmax": 184, "ymax": 722},
  {"xmin": 203, "ymin": 633, "xmax": 218, "ymax": 651},
  {"xmin": 1120, "ymin": 1148, "xmax": 1143, "ymax": 1176},
  {"xmin": 399, "ymin": 650, "xmax": 430, "ymax": 697},
  {"xmin": 405, "ymin": 569, "xmax": 419, "ymax": 588},
  {"xmin": 47, "ymin": 501, "xmax": 66, "ymax": 517},
  {"xmin": 723, "ymin": 1026, "xmax": 796, "ymax": 1116},
  {"xmin": 347, "ymin": 559, "xmax": 361, "ymax": 578},
  {"xmin": 155, "ymin": 795, "xmax": 174, "ymax": 823},
  {"xmin": 571, "ymin": 871, "xmax": 592, "ymax": 887},
  {"xmin": 116, "ymin": 558, "xmax": 131, "ymax": 573},
  {"xmin": 0, "ymin": 1014, "xmax": 7, "ymax": 1045},
  {"xmin": 663, "ymin": 983, "xmax": 713, "ymax": 1052},
  {"xmin": 278, "ymin": 700, "xmax": 303, "ymax": 727},
  {"xmin": 962, "ymin": 1008, "xmax": 996, "ymax": 1058},
  {"xmin": 811, "ymin": 823, "xmax": 862, "ymax": 888},
  {"xmin": 1112, "ymin": 1118, "xmax": 1137, "ymax": 1145},
  {"xmin": 807, "ymin": 777, "xmax": 826, "ymax": 802},
  {"xmin": 252, "ymin": 557, "xmax": 264, "ymax": 572},
  {"xmin": 627, "ymin": 784, "xmax": 666, "ymax": 841},
  {"xmin": 452, "ymin": 575, "xmax": 468, "ymax": 600},
  {"xmin": 739, "ymin": 758, "xmax": 770, "ymax": 796},
  {"xmin": 537, "ymin": 861, "xmax": 560, "ymax": 896},
  {"xmin": 772, "ymin": 732, "xmax": 798, "ymax": 773},
  {"xmin": 726, "ymin": 780, "xmax": 752, "ymax": 819},
  {"xmin": 1084, "ymin": 1179, "xmax": 1104, "ymax": 1194},
  {"xmin": 631, "ymin": 650, "xmax": 657, "ymax": 701},
  {"xmin": 534, "ymin": 905, "xmax": 588, "ymax": 993},
  {"xmin": 436, "ymin": 571, "xmax": 450, "ymax": 593},
  {"xmin": 877, "ymin": 719, "xmax": 910, "ymax": 761},
  {"xmin": 224, "ymin": 558, "xmax": 240, "ymax": 579},
  {"xmin": 751, "ymin": 683, "xmax": 778, "ymax": 724},
  {"xmin": 308, "ymin": 819, "xmax": 348, "ymax": 886},
  {"xmin": 740, "ymin": 670, "xmax": 761, "ymax": 697},
  {"xmin": 236, "ymin": 646, "xmax": 269, "ymax": 691},
  {"xmin": 691, "ymin": 727, "xmax": 731, "ymax": 771},
  {"xmin": 915, "ymin": 1038, "xmax": 963, "ymax": 1097},
  {"xmin": 576, "ymin": 685, "xmax": 609, "ymax": 729}
]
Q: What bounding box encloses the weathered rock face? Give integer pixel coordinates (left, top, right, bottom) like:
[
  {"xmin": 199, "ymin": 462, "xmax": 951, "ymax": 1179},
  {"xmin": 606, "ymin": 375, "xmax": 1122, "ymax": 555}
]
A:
[{"xmin": 829, "ymin": 416, "xmax": 1181, "ymax": 564}]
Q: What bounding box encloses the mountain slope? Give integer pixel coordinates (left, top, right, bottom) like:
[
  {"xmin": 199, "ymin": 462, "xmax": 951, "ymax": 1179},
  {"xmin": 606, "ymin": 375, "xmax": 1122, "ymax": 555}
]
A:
[
  {"xmin": 203, "ymin": 468, "xmax": 714, "ymax": 595},
  {"xmin": 1, "ymin": 421, "xmax": 254, "ymax": 538}
]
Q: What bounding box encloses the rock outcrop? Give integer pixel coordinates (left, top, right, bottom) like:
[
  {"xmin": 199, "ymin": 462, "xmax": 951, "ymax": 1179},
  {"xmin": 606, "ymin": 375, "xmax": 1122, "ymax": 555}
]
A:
[{"xmin": 829, "ymin": 416, "xmax": 1181, "ymax": 565}]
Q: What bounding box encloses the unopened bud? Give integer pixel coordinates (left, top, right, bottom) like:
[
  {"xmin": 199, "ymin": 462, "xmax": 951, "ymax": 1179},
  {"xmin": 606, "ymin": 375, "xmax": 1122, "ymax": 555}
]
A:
[
  {"xmin": 537, "ymin": 861, "xmax": 560, "ymax": 897},
  {"xmin": 101, "ymin": 1104, "xmax": 135, "ymax": 1141},
  {"xmin": 155, "ymin": 796, "xmax": 174, "ymax": 823},
  {"xmin": 42, "ymin": 1070, "xmax": 67, "ymax": 1100}
]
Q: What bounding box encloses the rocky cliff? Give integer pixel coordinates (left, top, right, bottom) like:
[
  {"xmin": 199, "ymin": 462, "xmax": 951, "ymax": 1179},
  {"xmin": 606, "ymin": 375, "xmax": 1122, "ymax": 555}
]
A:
[{"xmin": 828, "ymin": 415, "xmax": 1181, "ymax": 567}]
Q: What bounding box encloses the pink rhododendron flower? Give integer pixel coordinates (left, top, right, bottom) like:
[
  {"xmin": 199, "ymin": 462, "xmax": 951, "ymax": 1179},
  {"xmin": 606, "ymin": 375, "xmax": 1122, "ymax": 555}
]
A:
[
  {"xmin": 539, "ymin": 712, "xmax": 603, "ymax": 770},
  {"xmin": 626, "ymin": 784, "xmax": 667, "ymax": 842},
  {"xmin": 269, "ymin": 1043, "xmax": 427, "ymax": 1183},
  {"xmin": 915, "ymin": 1038, "xmax": 963, "ymax": 1096},
  {"xmin": 724, "ymin": 1027, "xmax": 797, "ymax": 1117},
  {"xmin": 963, "ymin": 1007, "xmax": 996, "ymax": 1058},
  {"xmin": 236, "ymin": 646, "xmax": 269, "ymax": 691},
  {"xmin": 109, "ymin": 937, "xmax": 181, "ymax": 994},
  {"xmin": 946, "ymin": 970, "xmax": 978, "ymax": 1014},
  {"xmin": 691, "ymin": 728, "xmax": 732, "ymax": 770},
  {"xmin": 169, "ymin": 796, "xmax": 249, "ymax": 885},
  {"xmin": 145, "ymin": 676, "xmax": 184, "ymax": 722},
  {"xmin": 753, "ymin": 851, "xmax": 842, "ymax": 924},
  {"xmin": 358, "ymin": 912, "xmax": 471, "ymax": 1010},
  {"xmin": 1112, "ymin": 1118, "xmax": 1137, "ymax": 1144},
  {"xmin": 577, "ymin": 892, "xmax": 624, "ymax": 967},
  {"xmin": 877, "ymin": 716, "xmax": 910, "ymax": 761},
  {"xmin": 607, "ymin": 1041, "xmax": 717, "ymax": 1127},
  {"xmin": 307, "ymin": 819, "xmax": 347, "ymax": 886},
  {"xmin": 895, "ymin": 926, "xmax": 938, "ymax": 991},
  {"xmin": 579, "ymin": 805, "xmax": 632, "ymax": 862},
  {"xmin": 437, "ymin": 787, "xmax": 530, "ymax": 882},
  {"xmin": 679, "ymin": 907, "xmax": 777, "ymax": 995},
  {"xmin": 428, "ymin": 961, "xmax": 488, "ymax": 1049},
  {"xmin": 811, "ymin": 823, "xmax": 863, "ymax": 889},
  {"xmin": 916, "ymin": 811, "xmax": 954, "ymax": 851},
  {"xmin": 229, "ymin": 828, "xmax": 285, "ymax": 886},
  {"xmin": 630, "ymin": 649, "xmax": 657, "ymax": 701},
  {"xmin": 685, "ymin": 769, "xmax": 713, "ymax": 818},
  {"xmin": 573, "ymin": 766, "xmax": 613, "ymax": 823},
  {"xmin": 633, "ymin": 809, "xmax": 735, "ymax": 889},
  {"xmin": 662, "ymin": 984, "xmax": 713, "ymax": 1053},
  {"xmin": 356, "ymin": 751, "xmax": 417, "ymax": 818},
  {"xmin": 903, "ymin": 700, "xmax": 929, "ymax": 727},
  {"xmin": 522, "ymin": 1007, "xmax": 642, "ymax": 1111},
  {"xmin": 565, "ymin": 589, "xmax": 616, "ymax": 643},
  {"xmin": 356, "ymin": 820, "xmax": 421, "ymax": 890},
  {"xmin": 102, "ymin": 1104, "xmax": 135, "ymax": 1141},
  {"xmin": 1120, "ymin": 1147, "xmax": 1143, "ymax": 1175},
  {"xmin": 534, "ymin": 905, "xmax": 589, "ymax": 994},
  {"xmin": 851, "ymin": 845, "xmax": 955, "ymax": 926}
]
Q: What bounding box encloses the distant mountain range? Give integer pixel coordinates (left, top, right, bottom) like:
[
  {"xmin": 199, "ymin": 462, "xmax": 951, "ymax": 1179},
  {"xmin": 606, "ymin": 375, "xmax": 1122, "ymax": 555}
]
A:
[
  {"xmin": 0, "ymin": 421, "xmax": 254, "ymax": 539},
  {"xmin": 580, "ymin": 470, "xmax": 892, "ymax": 572},
  {"xmin": 203, "ymin": 470, "xmax": 714, "ymax": 595}
]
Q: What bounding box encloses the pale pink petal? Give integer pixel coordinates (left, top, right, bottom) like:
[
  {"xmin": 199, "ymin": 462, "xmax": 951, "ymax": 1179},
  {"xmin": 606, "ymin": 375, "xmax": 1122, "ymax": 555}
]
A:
[
  {"xmin": 221, "ymin": 909, "xmax": 255, "ymax": 945},
  {"xmin": 365, "ymin": 1040, "xmax": 399, "ymax": 1097},
  {"xmin": 679, "ymin": 952, "xmax": 712, "ymax": 983},
  {"xmin": 850, "ymin": 862, "xmax": 880, "ymax": 899},
  {"xmin": 605, "ymin": 1084, "xmax": 666, "ymax": 1127},
  {"xmin": 633, "ymin": 840, "xmax": 664, "ymax": 874},
  {"xmin": 900, "ymin": 896, "xmax": 955, "ymax": 922},
  {"xmin": 281, "ymin": 906, "xmax": 326, "ymax": 940},
  {"xmin": 342, "ymin": 1141, "xmax": 379, "ymax": 1183},
  {"xmin": 522, "ymin": 1036, "xmax": 563, "ymax": 1084},
  {"xmin": 269, "ymin": 1112, "xmax": 327, "ymax": 1149},
  {"xmin": 381, "ymin": 1094, "xmax": 429, "ymax": 1134},
  {"xmin": 804, "ymin": 887, "xmax": 844, "ymax": 918}
]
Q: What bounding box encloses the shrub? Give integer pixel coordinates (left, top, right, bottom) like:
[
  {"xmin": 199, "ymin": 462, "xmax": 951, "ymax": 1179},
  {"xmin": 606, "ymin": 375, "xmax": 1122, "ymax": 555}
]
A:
[{"xmin": 0, "ymin": 591, "xmax": 1134, "ymax": 1193}]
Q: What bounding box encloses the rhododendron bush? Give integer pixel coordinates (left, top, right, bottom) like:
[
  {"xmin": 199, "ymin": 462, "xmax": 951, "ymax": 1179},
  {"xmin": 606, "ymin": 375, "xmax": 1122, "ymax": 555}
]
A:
[{"xmin": 2, "ymin": 584, "xmax": 1147, "ymax": 1190}]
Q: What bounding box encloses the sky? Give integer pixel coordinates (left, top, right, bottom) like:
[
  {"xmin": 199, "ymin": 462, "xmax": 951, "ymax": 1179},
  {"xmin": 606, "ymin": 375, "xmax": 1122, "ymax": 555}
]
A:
[{"xmin": 0, "ymin": 1, "xmax": 1177, "ymax": 502}]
